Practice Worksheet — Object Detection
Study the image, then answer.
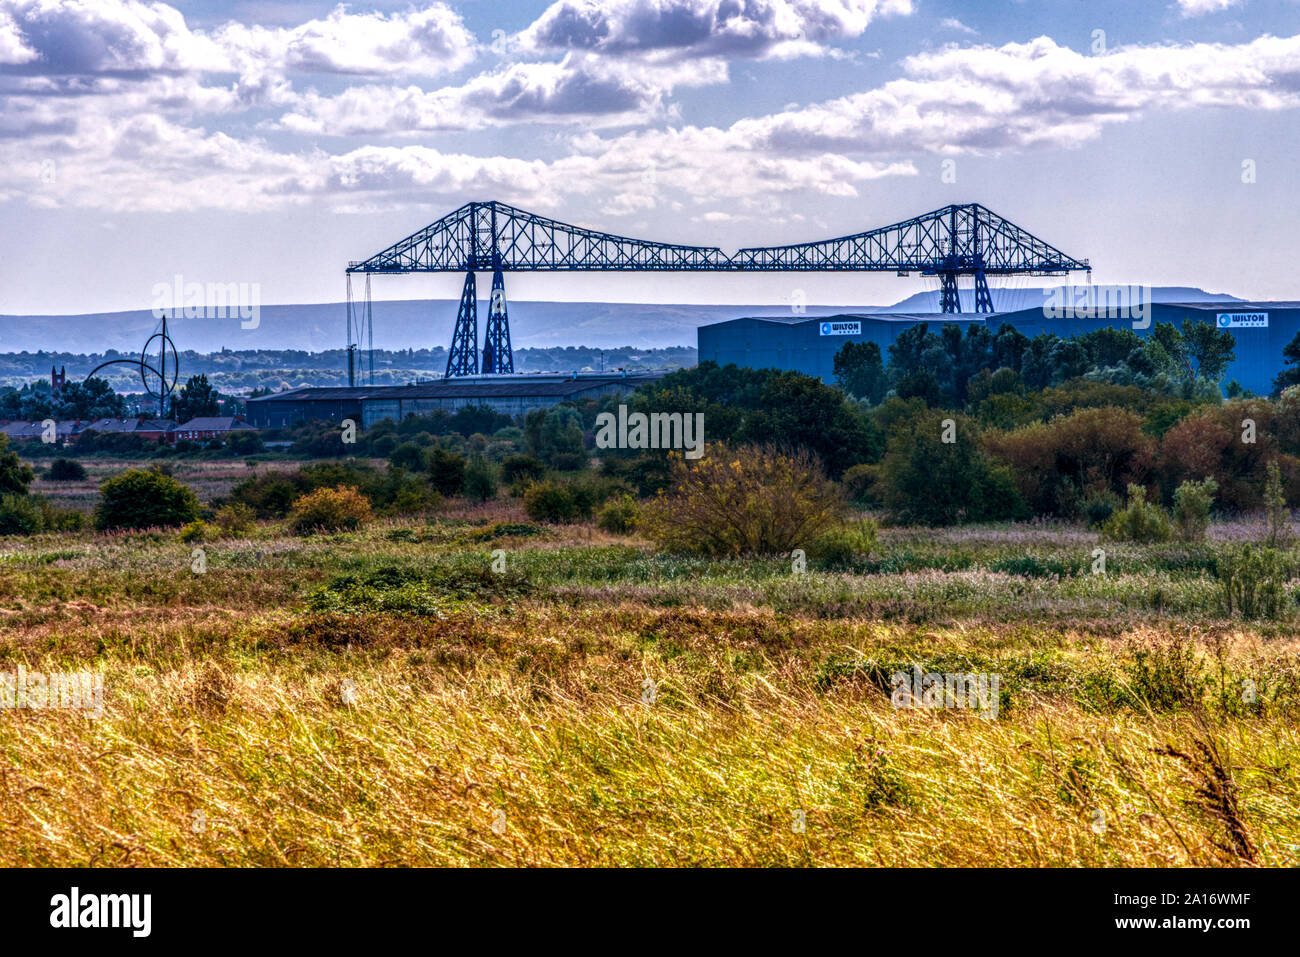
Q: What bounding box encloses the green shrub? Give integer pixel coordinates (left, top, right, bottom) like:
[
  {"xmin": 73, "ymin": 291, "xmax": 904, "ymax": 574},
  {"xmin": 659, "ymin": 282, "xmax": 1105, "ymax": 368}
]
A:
[
  {"xmin": 213, "ymin": 502, "xmax": 255, "ymax": 536},
  {"xmin": 501, "ymin": 454, "xmax": 546, "ymax": 486},
  {"xmin": 289, "ymin": 485, "xmax": 373, "ymax": 535},
  {"xmin": 1216, "ymin": 544, "xmax": 1290, "ymax": 620},
  {"xmin": 640, "ymin": 444, "xmax": 843, "ymax": 556},
  {"xmin": 389, "ymin": 442, "xmax": 426, "ymax": 471},
  {"xmin": 0, "ymin": 493, "xmax": 43, "ymax": 535},
  {"xmin": 840, "ymin": 463, "xmax": 877, "ymax": 504},
  {"xmin": 463, "ymin": 456, "xmax": 497, "ymax": 503},
  {"xmin": 1172, "ymin": 477, "xmax": 1217, "ymax": 542},
  {"xmin": 427, "ymin": 447, "xmax": 467, "ymax": 497},
  {"xmin": 1102, "ymin": 485, "xmax": 1172, "ymax": 543},
  {"xmin": 523, "ymin": 480, "xmax": 580, "ymax": 524},
  {"xmin": 597, "ymin": 494, "xmax": 639, "ymax": 534},
  {"xmin": 47, "ymin": 458, "xmax": 88, "ymax": 481},
  {"xmin": 807, "ymin": 518, "xmax": 878, "ymax": 569},
  {"xmin": 1082, "ymin": 489, "xmax": 1121, "ymax": 529},
  {"xmin": 1265, "ymin": 459, "xmax": 1292, "ymax": 547},
  {"xmin": 95, "ymin": 468, "xmax": 200, "ymax": 530},
  {"xmin": 179, "ymin": 519, "xmax": 208, "ymax": 543}
]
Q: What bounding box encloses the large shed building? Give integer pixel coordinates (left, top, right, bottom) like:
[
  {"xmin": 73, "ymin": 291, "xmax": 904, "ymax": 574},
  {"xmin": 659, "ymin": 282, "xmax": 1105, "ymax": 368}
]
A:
[
  {"xmin": 698, "ymin": 302, "xmax": 1300, "ymax": 396},
  {"xmin": 246, "ymin": 372, "xmax": 665, "ymax": 430}
]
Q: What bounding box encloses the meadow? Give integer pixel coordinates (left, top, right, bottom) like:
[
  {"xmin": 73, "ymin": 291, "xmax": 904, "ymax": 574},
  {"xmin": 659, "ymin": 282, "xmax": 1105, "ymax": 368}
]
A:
[{"xmin": 1, "ymin": 500, "xmax": 1296, "ymax": 867}]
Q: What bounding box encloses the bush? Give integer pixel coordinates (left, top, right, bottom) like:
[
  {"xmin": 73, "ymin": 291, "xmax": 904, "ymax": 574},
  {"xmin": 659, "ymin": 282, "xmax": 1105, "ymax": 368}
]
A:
[
  {"xmin": 179, "ymin": 519, "xmax": 208, "ymax": 543},
  {"xmin": 213, "ymin": 502, "xmax": 256, "ymax": 536},
  {"xmin": 0, "ymin": 493, "xmax": 43, "ymax": 535},
  {"xmin": 1082, "ymin": 489, "xmax": 1121, "ymax": 529},
  {"xmin": 523, "ymin": 480, "xmax": 580, "ymax": 524},
  {"xmin": 639, "ymin": 445, "xmax": 843, "ymax": 556},
  {"xmin": 1102, "ymin": 485, "xmax": 1172, "ymax": 543},
  {"xmin": 288, "ymin": 485, "xmax": 372, "ymax": 535},
  {"xmin": 597, "ymin": 494, "xmax": 639, "ymax": 534},
  {"xmin": 807, "ymin": 518, "xmax": 878, "ymax": 569},
  {"xmin": 841, "ymin": 463, "xmax": 877, "ymax": 504},
  {"xmin": 1216, "ymin": 544, "xmax": 1290, "ymax": 620},
  {"xmin": 47, "ymin": 458, "xmax": 88, "ymax": 481},
  {"xmin": 427, "ymin": 447, "xmax": 467, "ymax": 497},
  {"xmin": 95, "ymin": 468, "xmax": 201, "ymax": 530},
  {"xmin": 389, "ymin": 442, "xmax": 426, "ymax": 471},
  {"xmin": 501, "ymin": 454, "xmax": 546, "ymax": 486},
  {"xmin": 1172, "ymin": 477, "xmax": 1217, "ymax": 542},
  {"xmin": 463, "ymin": 456, "xmax": 497, "ymax": 503},
  {"xmin": 1265, "ymin": 459, "xmax": 1291, "ymax": 547}
]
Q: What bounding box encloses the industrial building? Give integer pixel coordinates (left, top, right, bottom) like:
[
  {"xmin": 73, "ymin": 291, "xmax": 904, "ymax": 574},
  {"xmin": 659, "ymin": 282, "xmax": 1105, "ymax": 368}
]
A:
[
  {"xmin": 246, "ymin": 372, "xmax": 666, "ymax": 430},
  {"xmin": 698, "ymin": 302, "xmax": 1300, "ymax": 396}
]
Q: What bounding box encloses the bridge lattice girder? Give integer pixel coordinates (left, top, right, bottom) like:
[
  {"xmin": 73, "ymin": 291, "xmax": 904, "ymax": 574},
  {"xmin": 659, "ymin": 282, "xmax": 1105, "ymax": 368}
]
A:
[{"xmin": 347, "ymin": 201, "xmax": 1089, "ymax": 275}]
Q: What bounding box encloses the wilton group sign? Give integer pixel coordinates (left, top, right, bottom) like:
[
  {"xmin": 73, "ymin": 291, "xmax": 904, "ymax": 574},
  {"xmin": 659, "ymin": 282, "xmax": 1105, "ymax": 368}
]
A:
[
  {"xmin": 819, "ymin": 320, "xmax": 862, "ymax": 336},
  {"xmin": 1217, "ymin": 312, "xmax": 1269, "ymax": 328}
]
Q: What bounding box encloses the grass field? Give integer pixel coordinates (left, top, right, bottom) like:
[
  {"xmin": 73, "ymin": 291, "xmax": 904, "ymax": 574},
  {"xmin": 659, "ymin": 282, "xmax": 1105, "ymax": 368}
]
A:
[{"xmin": 1, "ymin": 503, "xmax": 1297, "ymax": 867}]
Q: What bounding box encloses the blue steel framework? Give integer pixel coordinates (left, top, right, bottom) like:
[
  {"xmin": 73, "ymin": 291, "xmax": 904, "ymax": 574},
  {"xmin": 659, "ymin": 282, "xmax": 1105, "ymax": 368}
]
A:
[{"xmin": 346, "ymin": 201, "xmax": 1090, "ymax": 377}]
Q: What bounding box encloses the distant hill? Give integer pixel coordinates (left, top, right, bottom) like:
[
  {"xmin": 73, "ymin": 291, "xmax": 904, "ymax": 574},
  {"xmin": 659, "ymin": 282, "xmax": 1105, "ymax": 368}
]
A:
[
  {"xmin": 0, "ymin": 286, "xmax": 1244, "ymax": 355},
  {"xmin": 878, "ymin": 285, "xmax": 1244, "ymax": 314}
]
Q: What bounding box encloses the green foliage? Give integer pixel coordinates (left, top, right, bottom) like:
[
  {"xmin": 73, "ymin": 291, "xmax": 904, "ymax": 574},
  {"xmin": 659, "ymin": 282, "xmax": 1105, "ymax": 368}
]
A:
[
  {"xmin": 1216, "ymin": 544, "xmax": 1290, "ymax": 620},
  {"xmin": 1102, "ymin": 485, "xmax": 1172, "ymax": 543},
  {"xmin": 0, "ymin": 434, "xmax": 34, "ymax": 496},
  {"xmin": 462, "ymin": 456, "xmax": 497, "ymax": 503},
  {"xmin": 523, "ymin": 480, "xmax": 584, "ymax": 524},
  {"xmin": 389, "ymin": 442, "xmax": 426, "ymax": 471},
  {"xmin": 47, "ymin": 457, "xmax": 88, "ymax": 481},
  {"xmin": 1265, "ymin": 459, "xmax": 1291, "ymax": 547},
  {"xmin": 501, "ymin": 454, "xmax": 546, "ymax": 486},
  {"xmin": 833, "ymin": 340, "xmax": 887, "ymax": 404},
  {"xmin": 807, "ymin": 518, "xmax": 878, "ymax": 569},
  {"xmin": 213, "ymin": 503, "xmax": 256, "ymax": 536},
  {"xmin": 171, "ymin": 373, "xmax": 222, "ymax": 421},
  {"xmin": 1172, "ymin": 477, "xmax": 1217, "ymax": 542},
  {"xmin": 0, "ymin": 492, "xmax": 43, "ymax": 535},
  {"xmin": 288, "ymin": 485, "xmax": 373, "ymax": 535},
  {"xmin": 95, "ymin": 468, "xmax": 200, "ymax": 530},
  {"xmin": 427, "ymin": 446, "xmax": 467, "ymax": 497},
  {"xmin": 597, "ymin": 494, "xmax": 639, "ymax": 534},
  {"xmin": 639, "ymin": 444, "xmax": 843, "ymax": 556},
  {"xmin": 179, "ymin": 519, "xmax": 209, "ymax": 543},
  {"xmin": 878, "ymin": 411, "xmax": 1028, "ymax": 525}
]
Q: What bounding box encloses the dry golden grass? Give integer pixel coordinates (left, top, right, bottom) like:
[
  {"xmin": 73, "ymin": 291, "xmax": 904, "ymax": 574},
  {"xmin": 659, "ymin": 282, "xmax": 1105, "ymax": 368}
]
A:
[{"xmin": 1, "ymin": 517, "xmax": 1297, "ymax": 867}]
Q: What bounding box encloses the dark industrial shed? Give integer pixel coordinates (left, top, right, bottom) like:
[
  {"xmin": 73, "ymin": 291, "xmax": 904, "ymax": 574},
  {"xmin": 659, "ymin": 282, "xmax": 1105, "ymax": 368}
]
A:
[{"xmin": 246, "ymin": 373, "xmax": 665, "ymax": 429}]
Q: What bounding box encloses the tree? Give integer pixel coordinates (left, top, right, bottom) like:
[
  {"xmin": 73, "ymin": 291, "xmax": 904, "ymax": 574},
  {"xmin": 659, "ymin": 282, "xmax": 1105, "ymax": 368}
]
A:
[
  {"xmin": 738, "ymin": 371, "xmax": 883, "ymax": 477},
  {"xmin": 95, "ymin": 468, "xmax": 200, "ymax": 530},
  {"xmin": 1275, "ymin": 330, "xmax": 1300, "ymax": 391},
  {"xmin": 833, "ymin": 341, "xmax": 887, "ymax": 404},
  {"xmin": 0, "ymin": 435, "xmax": 35, "ymax": 496},
  {"xmin": 172, "ymin": 374, "xmax": 221, "ymax": 421},
  {"xmin": 1181, "ymin": 319, "xmax": 1236, "ymax": 380},
  {"xmin": 878, "ymin": 410, "xmax": 1027, "ymax": 525}
]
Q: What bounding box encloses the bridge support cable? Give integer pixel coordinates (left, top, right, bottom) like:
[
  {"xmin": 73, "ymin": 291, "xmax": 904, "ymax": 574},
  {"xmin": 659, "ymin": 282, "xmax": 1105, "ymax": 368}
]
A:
[
  {"xmin": 446, "ymin": 270, "xmax": 479, "ymax": 378},
  {"xmin": 365, "ymin": 273, "xmax": 375, "ymax": 386}
]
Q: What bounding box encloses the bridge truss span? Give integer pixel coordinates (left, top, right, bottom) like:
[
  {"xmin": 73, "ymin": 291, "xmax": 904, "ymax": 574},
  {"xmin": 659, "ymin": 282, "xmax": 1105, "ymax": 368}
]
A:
[{"xmin": 346, "ymin": 200, "xmax": 1090, "ymax": 378}]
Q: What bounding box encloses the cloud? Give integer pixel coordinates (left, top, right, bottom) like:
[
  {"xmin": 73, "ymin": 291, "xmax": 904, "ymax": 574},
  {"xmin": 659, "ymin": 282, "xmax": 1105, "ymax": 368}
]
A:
[
  {"xmin": 1174, "ymin": 0, "xmax": 1242, "ymax": 17},
  {"xmin": 0, "ymin": 0, "xmax": 476, "ymax": 79},
  {"xmin": 277, "ymin": 55, "xmax": 726, "ymax": 135},
  {"xmin": 939, "ymin": 17, "xmax": 977, "ymax": 36},
  {"xmin": 713, "ymin": 34, "xmax": 1300, "ymax": 156},
  {"xmin": 516, "ymin": 0, "xmax": 914, "ymax": 60},
  {"xmin": 214, "ymin": 4, "xmax": 477, "ymax": 78}
]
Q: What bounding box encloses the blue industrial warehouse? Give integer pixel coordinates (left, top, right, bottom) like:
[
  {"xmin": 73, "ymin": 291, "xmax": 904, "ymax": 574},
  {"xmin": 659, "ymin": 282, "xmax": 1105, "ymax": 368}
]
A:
[{"xmin": 698, "ymin": 302, "xmax": 1300, "ymax": 396}]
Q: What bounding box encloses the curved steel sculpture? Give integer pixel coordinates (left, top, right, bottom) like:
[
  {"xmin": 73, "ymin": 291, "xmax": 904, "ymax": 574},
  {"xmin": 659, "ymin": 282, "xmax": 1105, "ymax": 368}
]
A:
[{"xmin": 83, "ymin": 313, "xmax": 179, "ymax": 418}]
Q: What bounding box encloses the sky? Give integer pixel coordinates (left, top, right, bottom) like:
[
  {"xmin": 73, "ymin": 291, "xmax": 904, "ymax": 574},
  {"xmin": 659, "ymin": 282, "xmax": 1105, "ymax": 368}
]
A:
[{"xmin": 2, "ymin": 0, "xmax": 1300, "ymax": 320}]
